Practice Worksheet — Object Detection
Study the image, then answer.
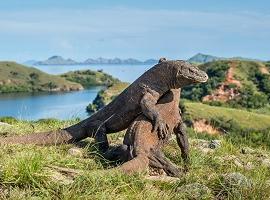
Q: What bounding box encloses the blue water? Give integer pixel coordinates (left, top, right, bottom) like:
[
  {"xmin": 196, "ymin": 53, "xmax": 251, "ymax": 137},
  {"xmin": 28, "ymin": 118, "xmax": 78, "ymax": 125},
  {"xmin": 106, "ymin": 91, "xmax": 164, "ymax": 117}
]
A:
[
  {"xmin": 0, "ymin": 64, "xmax": 152, "ymax": 120},
  {"xmin": 33, "ymin": 64, "xmax": 151, "ymax": 83}
]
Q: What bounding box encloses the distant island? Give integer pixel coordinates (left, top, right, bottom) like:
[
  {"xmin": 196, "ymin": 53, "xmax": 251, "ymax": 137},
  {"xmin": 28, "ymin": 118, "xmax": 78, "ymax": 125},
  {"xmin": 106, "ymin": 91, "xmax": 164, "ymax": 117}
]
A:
[
  {"xmin": 33, "ymin": 56, "xmax": 159, "ymax": 65},
  {"xmin": 26, "ymin": 54, "xmax": 264, "ymax": 66},
  {"xmin": 188, "ymin": 53, "xmax": 263, "ymax": 63}
]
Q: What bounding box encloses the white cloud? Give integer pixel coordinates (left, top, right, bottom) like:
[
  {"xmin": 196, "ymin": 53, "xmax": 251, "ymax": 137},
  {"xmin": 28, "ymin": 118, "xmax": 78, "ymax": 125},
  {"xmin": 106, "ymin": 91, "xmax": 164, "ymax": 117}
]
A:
[{"xmin": 0, "ymin": 8, "xmax": 269, "ymax": 37}]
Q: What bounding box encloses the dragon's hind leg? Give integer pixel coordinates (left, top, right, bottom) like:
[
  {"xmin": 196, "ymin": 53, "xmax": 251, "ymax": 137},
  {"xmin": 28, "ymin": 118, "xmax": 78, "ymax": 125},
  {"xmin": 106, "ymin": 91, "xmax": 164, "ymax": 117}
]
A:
[
  {"xmin": 149, "ymin": 150, "xmax": 181, "ymax": 177},
  {"xmin": 118, "ymin": 153, "xmax": 150, "ymax": 174},
  {"xmin": 174, "ymin": 121, "xmax": 190, "ymax": 170}
]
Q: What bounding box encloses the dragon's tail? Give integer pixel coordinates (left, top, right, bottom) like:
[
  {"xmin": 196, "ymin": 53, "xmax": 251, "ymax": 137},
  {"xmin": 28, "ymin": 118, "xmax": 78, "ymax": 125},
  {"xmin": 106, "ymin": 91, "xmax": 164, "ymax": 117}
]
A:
[
  {"xmin": 0, "ymin": 120, "xmax": 90, "ymax": 145},
  {"xmin": 0, "ymin": 129, "xmax": 77, "ymax": 145}
]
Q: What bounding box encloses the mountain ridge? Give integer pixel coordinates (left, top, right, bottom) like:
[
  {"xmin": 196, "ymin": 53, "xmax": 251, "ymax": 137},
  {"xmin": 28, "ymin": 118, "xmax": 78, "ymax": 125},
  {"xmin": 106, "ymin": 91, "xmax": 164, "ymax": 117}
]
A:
[
  {"xmin": 188, "ymin": 53, "xmax": 263, "ymax": 63},
  {"xmin": 33, "ymin": 56, "xmax": 158, "ymax": 65},
  {"xmin": 27, "ymin": 54, "xmax": 265, "ymax": 65}
]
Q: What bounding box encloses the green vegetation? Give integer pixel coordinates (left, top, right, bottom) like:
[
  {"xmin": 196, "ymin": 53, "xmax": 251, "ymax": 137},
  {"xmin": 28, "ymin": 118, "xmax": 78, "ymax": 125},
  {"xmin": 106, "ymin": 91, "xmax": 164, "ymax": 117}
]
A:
[
  {"xmin": 0, "ymin": 62, "xmax": 120, "ymax": 93},
  {"xmin": 0, "ymin": 62, "xmax": 83, "ymax": 93},
  {"xmin": 182, "ymin": 60, "xmax": 270, "ymax": 109},
  {"xmin": 185, "ymin": 102, "xmax": 270, "ymax": 131},
  {"xmin": 184, "ymin": 102, "xmax": 270, "ymax": 148},
  {"xmin": 0, "ymin": 118, "xmax": 269, "ymax": 199},
  {"xmin": 60, "ymin": 69, "xmax": 120, "ymax": 88},
  {"xmin": 87, "ymin": 82, "xmax": 129, "ymax": 113}
]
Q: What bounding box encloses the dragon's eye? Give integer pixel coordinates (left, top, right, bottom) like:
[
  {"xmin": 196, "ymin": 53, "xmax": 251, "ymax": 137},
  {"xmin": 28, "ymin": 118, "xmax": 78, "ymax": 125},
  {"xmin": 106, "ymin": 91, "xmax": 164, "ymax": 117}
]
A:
[{"xmin": 188, "ymin": 68, "xmax": 194, "ymax": 73}]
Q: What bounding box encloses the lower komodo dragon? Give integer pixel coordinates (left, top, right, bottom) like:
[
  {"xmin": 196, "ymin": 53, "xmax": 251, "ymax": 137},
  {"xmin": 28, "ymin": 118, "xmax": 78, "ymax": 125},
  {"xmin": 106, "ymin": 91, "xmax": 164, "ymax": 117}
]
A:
[
  {"xmin": 105, "ymin": 89, "xmax": 188, "ymax": 177},
  {"xmin": 0, "ymin": 59, "xmax": 208, "ymax": 155}
]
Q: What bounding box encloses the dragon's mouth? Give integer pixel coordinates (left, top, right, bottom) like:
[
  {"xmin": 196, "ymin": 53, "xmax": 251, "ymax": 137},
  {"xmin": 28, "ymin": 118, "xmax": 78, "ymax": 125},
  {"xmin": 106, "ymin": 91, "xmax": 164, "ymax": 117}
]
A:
[
  {"xmin": 186, "ymin": 71, "xmax": 208, "ymax": 83},
  {"xmin": 196, "ymin": 72, "xmax": 208, "ymax": 83}
]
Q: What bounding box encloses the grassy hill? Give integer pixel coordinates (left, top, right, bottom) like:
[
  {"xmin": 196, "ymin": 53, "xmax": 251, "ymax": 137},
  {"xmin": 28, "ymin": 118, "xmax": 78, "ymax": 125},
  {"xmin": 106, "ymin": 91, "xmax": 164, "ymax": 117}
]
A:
[
  {"xmin": 0, "ymin": 62, "xmax": 83, "ymax": 93},
  {"xmin": 60, "ymin": 69, "xmax": 120, "ymax": 88},
  {"xmin": 185, "ymin": 102, "xmax": 270, "ymax": 131}
]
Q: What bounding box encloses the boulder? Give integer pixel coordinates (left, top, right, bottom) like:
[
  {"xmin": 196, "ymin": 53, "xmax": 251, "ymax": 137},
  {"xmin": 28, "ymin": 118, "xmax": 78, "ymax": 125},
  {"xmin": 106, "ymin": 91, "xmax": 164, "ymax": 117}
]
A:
[
  {"xmin": 222, "ymin": 172, "xmax": 252, "ymax": 189},
  {"xmin": 208, "ymin": 140, "xmax": 221, "ymax": 149},
  {"xmin": 68, "ymin": 147, "xmax": 84, "ymax": 157},
  {"xmin": 241, "ymin": 147, "xmax": 256, "ymax": 154}
]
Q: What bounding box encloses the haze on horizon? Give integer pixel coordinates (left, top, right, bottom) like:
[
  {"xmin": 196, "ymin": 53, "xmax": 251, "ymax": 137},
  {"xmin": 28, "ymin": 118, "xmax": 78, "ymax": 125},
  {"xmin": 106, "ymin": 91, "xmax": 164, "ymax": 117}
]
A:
[{"xmin": 0, "ymin": 0, "xmax": 269, "ymax": 62}]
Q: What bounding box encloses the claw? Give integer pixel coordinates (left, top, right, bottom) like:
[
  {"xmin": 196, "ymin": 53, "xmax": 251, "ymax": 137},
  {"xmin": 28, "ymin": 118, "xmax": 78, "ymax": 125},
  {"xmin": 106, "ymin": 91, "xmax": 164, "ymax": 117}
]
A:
[{"xmin": 152, "ymin": 116, "xmax": 169, "ymax": 139}]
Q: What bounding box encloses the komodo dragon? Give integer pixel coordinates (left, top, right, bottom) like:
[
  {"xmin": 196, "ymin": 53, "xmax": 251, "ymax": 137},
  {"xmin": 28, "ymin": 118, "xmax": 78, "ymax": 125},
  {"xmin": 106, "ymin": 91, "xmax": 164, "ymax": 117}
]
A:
[
  {"xmin": 105, "ymin": 89, "xmax": 188, "ymax": 177},
  {"xmin": 0, "ymin": 59, "xmax": 208, "ymax": 154}
]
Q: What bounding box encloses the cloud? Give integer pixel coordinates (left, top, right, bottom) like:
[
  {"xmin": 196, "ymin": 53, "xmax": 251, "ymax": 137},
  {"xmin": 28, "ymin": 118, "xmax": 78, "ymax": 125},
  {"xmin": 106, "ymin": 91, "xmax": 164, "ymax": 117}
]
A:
[{"xmin": 0, "ymin": 8, "xmax": 269, "ymax": 37}]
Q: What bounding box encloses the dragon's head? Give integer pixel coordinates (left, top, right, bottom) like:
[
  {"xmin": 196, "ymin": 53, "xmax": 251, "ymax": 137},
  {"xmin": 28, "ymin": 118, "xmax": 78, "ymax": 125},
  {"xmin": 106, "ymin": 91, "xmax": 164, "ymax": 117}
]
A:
[{"xmin": 159, "ymin": 58, "xmax": 208, "ymax": 87}]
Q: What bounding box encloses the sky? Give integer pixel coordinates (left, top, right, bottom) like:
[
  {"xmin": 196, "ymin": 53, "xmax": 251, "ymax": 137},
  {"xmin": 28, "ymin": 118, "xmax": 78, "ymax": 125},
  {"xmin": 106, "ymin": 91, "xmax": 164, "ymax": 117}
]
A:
[{"xmin": 0, "ymin": 0, "xmax": 269, "ymax": 62}]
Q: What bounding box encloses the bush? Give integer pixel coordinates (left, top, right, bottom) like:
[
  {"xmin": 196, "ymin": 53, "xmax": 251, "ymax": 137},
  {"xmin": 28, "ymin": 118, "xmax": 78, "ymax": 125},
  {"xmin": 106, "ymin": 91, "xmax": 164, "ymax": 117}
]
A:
[{"xmin": 230, "ymin": 84, "xmax": 268, "ymax": 109}]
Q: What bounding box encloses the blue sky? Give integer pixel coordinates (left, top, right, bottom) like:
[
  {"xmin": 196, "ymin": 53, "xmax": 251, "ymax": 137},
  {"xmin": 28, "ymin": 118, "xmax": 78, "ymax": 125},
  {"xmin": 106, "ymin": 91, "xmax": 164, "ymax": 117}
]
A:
[{"xmin": 0, "ymin": 0, "xmax": 269, "ymax": 62}]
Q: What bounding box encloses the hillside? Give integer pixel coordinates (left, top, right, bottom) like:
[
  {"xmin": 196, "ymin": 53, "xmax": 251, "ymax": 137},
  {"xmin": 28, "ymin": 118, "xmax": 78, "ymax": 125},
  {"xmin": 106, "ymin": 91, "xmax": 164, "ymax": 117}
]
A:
[
  {"xmin": 0, "ymin": 62, "xmax": 83, "ymax": 93},
  {"xmin": 182, "ymin": 60, "xmax": 270, "ymax": 109},
  {"xmin": 60, "ymin": 70, "xmax": 120, "ymax": 88}
]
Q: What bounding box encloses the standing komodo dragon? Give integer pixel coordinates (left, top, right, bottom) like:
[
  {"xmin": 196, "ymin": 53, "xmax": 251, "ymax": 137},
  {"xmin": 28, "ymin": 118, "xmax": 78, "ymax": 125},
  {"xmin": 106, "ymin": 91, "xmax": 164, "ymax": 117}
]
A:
[
  {"xmin": 105, "ymin": 89, "xmax": 189, "ymax": 177},
  {"xmin": 0, "ymin": 59, "xmax": 208, "ymax": 154}
]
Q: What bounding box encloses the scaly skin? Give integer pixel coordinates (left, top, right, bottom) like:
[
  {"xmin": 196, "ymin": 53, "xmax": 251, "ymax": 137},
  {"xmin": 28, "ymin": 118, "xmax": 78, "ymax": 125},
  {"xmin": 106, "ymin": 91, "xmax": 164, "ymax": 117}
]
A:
[
  {"xmin": 0, "ymin": 59, "xmax": 208, "ymax": 154},
  {"xmin": 106, "ymin": 89, "xmax": 189, "ymax": 177}
]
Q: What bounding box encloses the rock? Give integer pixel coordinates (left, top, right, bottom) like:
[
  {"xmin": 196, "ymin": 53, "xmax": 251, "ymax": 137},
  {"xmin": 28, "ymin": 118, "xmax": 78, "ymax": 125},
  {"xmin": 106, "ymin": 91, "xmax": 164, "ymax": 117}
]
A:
[
  {"xmin": 191, "ymin": 139, "xmax": 214, "ymax": 154},
  {"xmin": 245, "ymin": 162, "xmax": 254, "ymax": 170},
  {"xmin": 145, "ymin": 175, "xmax": 179, "ymax": 183},
  {"xmin": 49, "ymin": 170, "xmax": 74, "ymax": 185},
  {"xmin": 241, "ymin": 147, "xmax": 256, "ymax": 154},
  {"xmin": 200, "ymin": 148, "xmax": 214, "ymax": 154},
  {"xmin": 191, "ymin": 139, "xmax": 221, "ymax": 153},
  {"xmin": 0, "ymin": 122, "xmax": 11, "ymax": 126},
  {"xmin": 261, "ymin": 158, "xmax": 270, "ymax": 168},
  {"xmin": 176, "ymin": 183, "xmax": 213, "ymax": 199},
  {"xmin": 209, "ymin": 140, "xmax": 221, "ymax": 149},
  {"xmin": 234, "ymin": 159, "xmax": 244, "ymax": 168},
  {"xmin": 222, "ymin": 172, "xmax": 252, "ymax": 189},
  {"xmin": 68, "ymin": 147, "xmax": 84, "ymax": 157},
  {"xmin": 220, "ymin": 155, "xmax": 237, "ymax": 161},
  {"xmin": 191, "ymin": 139, "xmax": 209, "ymax": 148}
]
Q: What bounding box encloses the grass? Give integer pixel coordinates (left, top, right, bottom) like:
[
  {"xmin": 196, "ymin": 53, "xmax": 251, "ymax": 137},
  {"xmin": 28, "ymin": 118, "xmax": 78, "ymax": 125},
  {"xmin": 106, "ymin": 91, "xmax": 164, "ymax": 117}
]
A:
[
  {"xmin": 0, "ymin": 62, "xmax": 83, "ymax": 93},
  {"xmin": 185, "ymin": 102, "xmax": 270, "ymax": 130},
  {"xmin": 0, "ymin": 119, "xmax": 269, "ymax": 199}
]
